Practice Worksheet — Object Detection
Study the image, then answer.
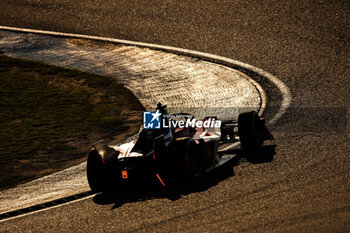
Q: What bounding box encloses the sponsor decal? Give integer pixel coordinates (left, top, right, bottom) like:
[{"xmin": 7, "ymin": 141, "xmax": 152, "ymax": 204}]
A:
[{"xmin": 143, "ymin": 112, "xmax": 221, "ymax": 129}]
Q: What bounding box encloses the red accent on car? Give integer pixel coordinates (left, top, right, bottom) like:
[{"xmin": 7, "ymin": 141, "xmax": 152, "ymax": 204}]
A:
[
  {"xmin": 185, "ymin": 154, "xmax": 190, "ymax": 169},
  {"xmin": 156, "ymin": 173, "xmax": 166, "ymax": 186}
]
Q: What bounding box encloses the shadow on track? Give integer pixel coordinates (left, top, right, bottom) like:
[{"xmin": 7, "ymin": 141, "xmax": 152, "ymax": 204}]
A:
[
  {"xmin": 92, "ymin": 145, "xmax": 276, "ymax": 210},
  {"xmin": 246, "ymin": 145, "xmax": 276, "ymax": 164}
]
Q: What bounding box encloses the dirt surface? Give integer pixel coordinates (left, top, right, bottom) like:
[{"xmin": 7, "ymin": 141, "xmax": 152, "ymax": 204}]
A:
[
  {"xmin": 0, "ymin": 56, "xmax": 143, "ymax": 191},
  {"xmin": 0, "ymin": 0, "xmax": 349, "ymax": 232}
]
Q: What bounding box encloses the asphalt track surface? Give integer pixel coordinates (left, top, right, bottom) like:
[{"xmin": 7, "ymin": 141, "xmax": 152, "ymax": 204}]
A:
[{"xmin": 0, "ymin": 1, "xmax": 349, "ymax": 232}]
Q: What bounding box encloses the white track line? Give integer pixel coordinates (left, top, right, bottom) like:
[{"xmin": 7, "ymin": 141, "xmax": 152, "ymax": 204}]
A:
[{"xmin": 0, "ymin": 194, "xmax": 95, "ymax": 223}]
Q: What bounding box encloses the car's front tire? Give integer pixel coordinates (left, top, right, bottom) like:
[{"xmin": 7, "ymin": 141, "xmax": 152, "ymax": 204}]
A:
[{"xmin": 238, "ymin": 111, "xmax": 263, "ymax": 154}]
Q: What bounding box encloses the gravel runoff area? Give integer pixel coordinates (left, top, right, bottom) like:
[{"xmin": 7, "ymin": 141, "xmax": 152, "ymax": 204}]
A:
[{"xmin": 0, "ymin": 30, "xmax": 263, "ymax": 214}]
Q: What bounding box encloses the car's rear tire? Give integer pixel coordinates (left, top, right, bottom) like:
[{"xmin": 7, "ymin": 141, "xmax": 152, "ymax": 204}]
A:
[
  {"xmin": 238, "ymin": 111, "xmax": 263, "ymax": 153},
  {"xmin": 87, "ymin": 149, "xmax": 108, "ymax": 192}
]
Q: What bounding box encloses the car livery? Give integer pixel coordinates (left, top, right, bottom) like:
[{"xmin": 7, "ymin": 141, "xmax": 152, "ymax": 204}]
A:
[{"xmin": 87, "ymin": 103, "xmax": 273, "ymax": 192}]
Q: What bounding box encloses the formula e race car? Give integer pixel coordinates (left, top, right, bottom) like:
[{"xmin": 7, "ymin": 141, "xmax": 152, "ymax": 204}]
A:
[{"xmin": 87, "ymin": 103, "xmax": 273, "ymax": 192}]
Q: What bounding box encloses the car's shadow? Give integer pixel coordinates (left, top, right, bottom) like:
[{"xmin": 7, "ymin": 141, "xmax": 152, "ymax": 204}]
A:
[
  {"xmin": 246, "ymin": 144, "xmax": 276, "ymax": 164},
  {"xmin": 92, "ymin": 144, "xmax": 276, "ymax": 209}
]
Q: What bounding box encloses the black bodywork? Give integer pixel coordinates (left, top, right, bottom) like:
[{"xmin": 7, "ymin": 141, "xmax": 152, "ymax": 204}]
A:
[{"xmin": 87, "ymin": 103, "xmax": 273, "ymax": 192}]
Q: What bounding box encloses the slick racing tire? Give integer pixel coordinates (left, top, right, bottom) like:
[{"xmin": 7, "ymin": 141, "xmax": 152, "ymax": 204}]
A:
[
  {"xmin": 238, "ymin": 111, "xmax": 263, "ymax": 153},
  {"xmin": 87, "ymin": 149, "xmax": 108, "ymax": 192}
]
